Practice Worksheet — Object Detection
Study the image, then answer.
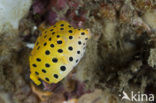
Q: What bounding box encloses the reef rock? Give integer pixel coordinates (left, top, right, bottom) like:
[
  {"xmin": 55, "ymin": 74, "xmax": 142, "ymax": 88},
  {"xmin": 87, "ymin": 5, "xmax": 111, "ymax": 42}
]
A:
[
  {"xmin": 0, "ymin": 0, "xmax": 32, "ymax": 33},
  {"xmin": 148, "ymin": 49, "xmax": 156, "ymax": 68}
]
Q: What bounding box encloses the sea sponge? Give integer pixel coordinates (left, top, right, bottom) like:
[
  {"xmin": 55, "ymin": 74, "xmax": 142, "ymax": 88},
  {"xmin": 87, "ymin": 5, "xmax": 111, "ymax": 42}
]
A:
[{"xmin": 0, "ymin": 0, "xmax": 32, "ymax": 33}]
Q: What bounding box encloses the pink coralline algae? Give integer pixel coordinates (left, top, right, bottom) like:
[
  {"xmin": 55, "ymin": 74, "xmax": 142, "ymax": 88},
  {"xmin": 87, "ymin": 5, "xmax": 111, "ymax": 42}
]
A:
[
  {"xmin": 50, "ymin": 0, "xmax": 68, "ymax": 10},
  {"xmin": 47, "ymin": 10, "xmax": 57, "ymax": 25},
  {"xmin": 32, "ymin": 0, "xmax": 87, "ymax": 28},
  {"xmin": 32, "ymin": 0, "xmax": 48, "ymax": 15},
  {"xmin": 42, "ymin": 79, "xmax": 89, "ymax": 101}
]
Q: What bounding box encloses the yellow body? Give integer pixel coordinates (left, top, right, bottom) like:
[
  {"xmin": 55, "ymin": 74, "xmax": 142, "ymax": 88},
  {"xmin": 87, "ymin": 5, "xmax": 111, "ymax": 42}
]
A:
[{"xmin": 29, "ymin": 21, "xmax": 91, "ymax": 85}]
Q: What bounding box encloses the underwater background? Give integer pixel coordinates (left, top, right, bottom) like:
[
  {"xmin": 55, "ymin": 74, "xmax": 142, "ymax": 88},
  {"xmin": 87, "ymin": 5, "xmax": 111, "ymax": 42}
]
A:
[{"xmin": 0, "ymin": 0, "xmax": 156, "ymax": 103}]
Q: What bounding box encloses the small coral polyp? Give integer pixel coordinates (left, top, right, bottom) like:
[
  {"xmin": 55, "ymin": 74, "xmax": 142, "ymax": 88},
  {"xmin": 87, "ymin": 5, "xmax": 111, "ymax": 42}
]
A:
[{"xmin": 29, "ymin": 20, "xmax": 91, "ymax": 85}]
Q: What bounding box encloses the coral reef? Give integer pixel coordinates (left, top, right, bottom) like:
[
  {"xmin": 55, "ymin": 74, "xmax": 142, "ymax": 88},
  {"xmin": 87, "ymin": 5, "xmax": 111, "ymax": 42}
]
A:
[{"xmin": 0, "ymin": 0, "xmax": 156, "ymax": 103}]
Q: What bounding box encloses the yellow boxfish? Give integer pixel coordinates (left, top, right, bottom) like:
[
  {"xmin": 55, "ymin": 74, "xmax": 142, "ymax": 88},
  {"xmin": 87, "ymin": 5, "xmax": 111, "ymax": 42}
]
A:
[{"xmin": 29, "ymin": 21, "xmax": 91, "ymax": 85}]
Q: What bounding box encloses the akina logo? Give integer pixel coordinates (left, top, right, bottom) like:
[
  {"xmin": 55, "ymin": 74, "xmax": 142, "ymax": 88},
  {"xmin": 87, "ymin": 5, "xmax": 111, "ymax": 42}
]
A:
[{"xmin": 119, "ymin": 91, "xmax": 154, "ymax": 102}]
